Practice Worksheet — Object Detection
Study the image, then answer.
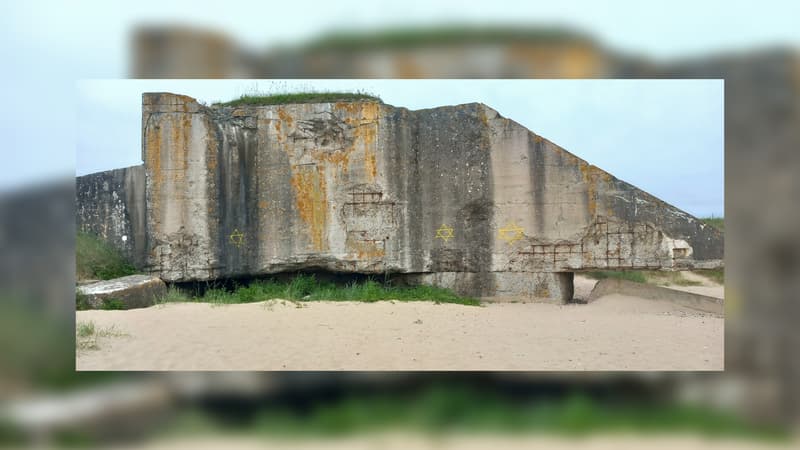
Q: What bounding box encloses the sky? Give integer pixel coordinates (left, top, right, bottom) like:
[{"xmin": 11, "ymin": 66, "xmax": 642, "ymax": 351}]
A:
[
  {"xmin": 76, "ymin": 79, "xmax": 723, "ymax": 217},
  {"xmin": 2, "ymin": 0, "xmax": 789, "ymax": 206}
]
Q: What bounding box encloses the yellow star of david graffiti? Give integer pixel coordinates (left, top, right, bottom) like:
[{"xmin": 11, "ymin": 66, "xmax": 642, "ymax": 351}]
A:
[
  {"xmin": 498, "ymin": 222, "xmax": 524, "ymax": 244},
  {"xmin": 229, "ymin": 228, "xmax": 245, "ymax": 248},
  {"xmin": 435, "ymin": 224, "xmax": 454, "ymax": 242}
]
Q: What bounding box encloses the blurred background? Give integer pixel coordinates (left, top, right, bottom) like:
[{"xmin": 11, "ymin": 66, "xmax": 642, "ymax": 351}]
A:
[{"xmin": 1, "ymin": 0, "xmax": 799, "ymax": 447}]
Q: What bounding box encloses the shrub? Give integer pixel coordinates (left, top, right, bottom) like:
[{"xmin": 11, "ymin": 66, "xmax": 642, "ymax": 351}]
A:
[
  {"xmin": 76, "ymin": 232, "xmax": 137, "ymax": 281},
  {"xmin": 100, "ymin": 298, "xmax": 125, "ymax": 310}
]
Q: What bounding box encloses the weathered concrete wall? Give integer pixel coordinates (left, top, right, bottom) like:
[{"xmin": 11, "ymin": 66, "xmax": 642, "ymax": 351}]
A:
[
  {"xmin": 134, "ymin": 92, "xmax": 722, "ymax": 301},
  {"xmin": 76, "ymin": 165, "xmax": 146, "ymax": 267}
]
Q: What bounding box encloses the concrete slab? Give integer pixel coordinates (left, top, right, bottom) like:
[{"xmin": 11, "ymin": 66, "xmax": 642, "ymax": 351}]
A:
[
  {"xmin": 77, "ymin": 275, "xmax": 166, "ymax": 310},
  {"xmin": 587, "ymin": 278, "xmax": 724, "ymax": 316}
]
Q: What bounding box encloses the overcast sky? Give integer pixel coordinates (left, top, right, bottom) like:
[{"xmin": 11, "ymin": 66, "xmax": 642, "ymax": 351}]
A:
[
  {"xmin": 3, "ymin": 2, "xmax": 795, "ymax": 199},
  {"xmin": 76, "ymin": 79, "xmax": 723, "ymax": 217}
]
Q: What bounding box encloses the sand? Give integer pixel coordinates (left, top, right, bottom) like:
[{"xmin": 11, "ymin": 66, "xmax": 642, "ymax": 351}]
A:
[{"xmin": 76, "ymin": 276, "xmax": 723, "ymax": 371}]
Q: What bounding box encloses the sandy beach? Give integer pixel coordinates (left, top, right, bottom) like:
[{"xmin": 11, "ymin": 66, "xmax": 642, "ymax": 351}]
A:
[{"xmin": 76, "ymin": 277, "xmax": 723, "ymax": 371}]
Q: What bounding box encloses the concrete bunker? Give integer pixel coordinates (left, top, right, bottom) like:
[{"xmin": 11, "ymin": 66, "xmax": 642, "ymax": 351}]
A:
[{"xmin": 76, "ymin": 92, "xmax": 723, "ymax": 303}]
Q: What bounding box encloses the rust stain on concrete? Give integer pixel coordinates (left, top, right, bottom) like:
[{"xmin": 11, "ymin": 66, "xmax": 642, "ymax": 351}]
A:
[
  {"xmin": 144, "ymin": 124, "xmax": 163, "ymax": 231},
  {"xmin": 364, "ymin": 149, "xmax": 377, "ymax": 180},
  {"xmin": 277, "ymin": 108, "xmax": 294, "ymax": 128},
  {"xmin": 312, "ymin": 148, "xmax": 351, "ymax": 174},
  {"xmin": 205, "ymin": 121, "xmax": 218, "ymax": 171},
  {"xmin": 579, "ymin": 162, "xmax": 615, "ymax": 220},
  {"xmin": 341, "ymin": 102, "xmax": 380, "ymax": 181},
  {"xmin": 290, "ymin": 164, "xmax": 328, "ymax": 251},
  {"xmin": 350, "ymin": 239, "xmax": 385, "ymax": 260}
]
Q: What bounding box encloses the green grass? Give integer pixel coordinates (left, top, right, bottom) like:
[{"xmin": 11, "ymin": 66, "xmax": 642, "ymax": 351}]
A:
[
  {"xmin": 76, "ymin": 321, "xmax": 95, "ymax": 338},
  {"xmin": 159, "ymin": 275, "xmax": 480, "ymax": 306},
  {"xmin": 583, "ymin": 270, "xmax": 647, "ymax": 283},
  {"xmin": 76, "ymin": 232, "xmax": 137, "ymax": 281},
  {"xmin": 160, "ymin": 384, "xmax": 788, "ymax": 441},
  {"xmin": 645, "ymin": 271, "xmax": 703, "ymax": 287},
  {"xmin": 701, "ymin": 216, "xmax": 724, "ymax": 231},
  {"xmin": 76, "ymin": 292, "xmax": 90, "ymax": 310},
  {"xmin": 76, "ymin": 321, "xmax": 99, "ymax": 351},
  {"xmin": 100, "ymin": 298, "xmax": 125, "ymax": 310},
  {"xmin": 157, "ymin": 285, "xmax": 192, "ymax": 304},
  {"xmin": 214, "ymin": 91, "xmax": 382, "ymax": 107},
  {"xmin": 582, "ymin": 270, "xmax": 711, "ymax": 286},
  {"xmin": 75, "ymin": 321, "xmax": 126, "ymax": 352},
  {"xmin": 699, "ymin": 268, "xmax": 724, "ymax": 284},
  {"xmin": 76, "ymin": 294, "xmax": 127, "ymax": 310}
]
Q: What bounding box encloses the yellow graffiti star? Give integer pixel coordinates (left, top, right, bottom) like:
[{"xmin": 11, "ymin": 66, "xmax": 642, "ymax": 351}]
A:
[
  {"xmin": 498, "ymin": 222, "xmax": 524, "ymax": 244},
  {"xmin": 229, "ymin": 228, "xmax": 245, "ymax": 248},
  {"xmin": 435, "ymin": 224, "xmax": 455, "ymax": 242}
]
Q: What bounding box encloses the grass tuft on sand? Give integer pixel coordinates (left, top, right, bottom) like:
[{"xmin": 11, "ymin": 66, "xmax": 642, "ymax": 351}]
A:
[{"xmin": 76, "ymin": 321, "xmax": 127, "ymax": 351}]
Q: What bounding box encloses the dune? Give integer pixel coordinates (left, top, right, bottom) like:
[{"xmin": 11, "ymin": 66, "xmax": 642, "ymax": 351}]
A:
[{"xmin": 76, "ymin": 279, "xmax": 723, "ymax": 371}]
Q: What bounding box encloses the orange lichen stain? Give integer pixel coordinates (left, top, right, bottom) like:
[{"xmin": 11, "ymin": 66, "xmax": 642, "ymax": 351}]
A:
[
  {"xmin": 258, "ymin": 200, "xmax": 269, "ymax": 209},
  {"xmin": 333, "ymin": 101, "xmax": 360, "ymax": 115},
  {"xmin": 365, "ymin": 151, "xmax": 378, "ymax": 180},
  {"xmin": 322, "ymin": 102, "xmax": 381, "ymax": 180},
  {"xmin": 347, "ymin": 102, "xmax": 380, "ymax": 181},
  {"xmin": 312, "ymin": 148, "xmax": 351, "ymax": 175},
  {"xmin": 144, "ymin": 114, "xmax": 163, "ymax": 216},
  {"xmin": 144, "ymin": 112, "xmax": 193, "ymax": 233},
  {"xmin": 205, "ymin": 125, "xmax": 219, "ymax": 171},
  {"xmin": 579, "ymin": 162, "xmax": 616, "ymax": 220},
  {"xmin": 290, "ymin": 165, "xmax": 329, "ymax": 251},
  {"xmin": 277, "ymin": 108, "xmax": 294, "ymax": 128},
  {"xmin": 177, "ymin": 115, "xmax": 191, "ymax": 170},
  {"xmin": 534, "ymin": 134, "xmax": 544, "ymax": 144}
]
